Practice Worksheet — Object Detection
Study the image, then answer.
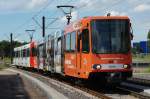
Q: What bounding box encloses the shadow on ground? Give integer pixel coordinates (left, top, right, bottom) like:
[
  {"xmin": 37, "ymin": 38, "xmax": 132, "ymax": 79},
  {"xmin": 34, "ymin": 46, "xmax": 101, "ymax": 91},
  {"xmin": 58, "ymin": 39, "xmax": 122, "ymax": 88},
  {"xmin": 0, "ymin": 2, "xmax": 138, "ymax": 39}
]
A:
[{"xmin": 0, "ymin": 74, "xmax": 30, "ymax": 99}]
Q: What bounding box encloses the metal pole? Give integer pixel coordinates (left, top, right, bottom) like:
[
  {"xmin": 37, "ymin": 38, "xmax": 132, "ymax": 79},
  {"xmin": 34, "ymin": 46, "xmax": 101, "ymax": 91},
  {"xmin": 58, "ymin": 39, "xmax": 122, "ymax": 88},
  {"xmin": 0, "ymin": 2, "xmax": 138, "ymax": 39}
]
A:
[
  {"xmin": 42, "ymin": 16, "xmax": 45, "ymax": 37},
  {"xmin": 10, "ymin": 33, "xmax": 13, "ymax": 64},
  {"xmin": 42, "ymin": 16, "xmax": 46, "ymax": 67}
]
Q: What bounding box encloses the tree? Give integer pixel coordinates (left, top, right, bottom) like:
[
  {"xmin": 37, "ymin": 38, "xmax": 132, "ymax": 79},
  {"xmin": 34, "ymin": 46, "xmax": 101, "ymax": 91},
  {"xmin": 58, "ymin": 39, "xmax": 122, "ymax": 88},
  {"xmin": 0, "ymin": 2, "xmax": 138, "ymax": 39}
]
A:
[
  {"xmin": 0, "ymin": 40, "xmax": 28, "ymax": 57},
  {"xmin": 148, "ymin": 30, "xmax": 150, "ymax": 39}
]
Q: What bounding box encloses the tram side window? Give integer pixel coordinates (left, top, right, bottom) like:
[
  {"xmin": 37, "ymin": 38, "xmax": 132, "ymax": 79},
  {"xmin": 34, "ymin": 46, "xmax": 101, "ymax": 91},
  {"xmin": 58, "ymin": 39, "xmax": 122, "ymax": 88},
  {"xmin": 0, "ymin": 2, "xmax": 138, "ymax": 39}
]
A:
[
  {"xmin": 32, "ymin": 47, "xmax": 37, "ymax": 57},
  {"xmin": 39, "ymin": 45, "xmax": 44, "ymax": 58},
  {"xmin": 27, "ymin": 48, "xmax": 30, "ymax": 57},
  {"xmin": 77, "ymin": 33, "xmax": 81, "ymax": 52},
  {"xmin": 13, "ymin": 51, "xmax": 17, "ymax": 58},
  {"xmin": 23, "ymin": 49, "xmax": 26, "ymax": 57},
  {"xmin": 71, "ymin": 32, "xmax": 76, "ymax": 52},
  {"xmin": 18, "ymin": 51, "xmax": 21, "ymax": 57},
  {"xmin": 13, "ymin": 51, "xmax": 15, "ymax": 57},
  {"xmin": 82, "ymin": 29, "xmax": 89, "ymax": 53},
  {"xmin": 15, "ymin": 51, "xmax": 16, "ymax": 57},
  {"xmin": 18, "ymin": 51, "xmax": 19, "ymax": 57},
  {"xmin": 14, "ymin": 51, "xmax": 16, "ymax": 57},
  {"xmin": 16, "ymin": 51, "xmax": 19, "ymax": 58},
  {"xmin": 57, "ymin": 38, "xmax": 61, "ymax": 55},
  {"xmin": 65, "ymin": 34, "xmax": 71, "ymax": 52},
  {"xmin": 21, "ymin": 50, "xmax": 23, "ymax": 57},
  {"xmin": 20, "ymin": 50, "xmax": 21, "ymax": 57},
  {"xmin": 20, "ymin": 50, "xmax": 22, "ymax": 57}
]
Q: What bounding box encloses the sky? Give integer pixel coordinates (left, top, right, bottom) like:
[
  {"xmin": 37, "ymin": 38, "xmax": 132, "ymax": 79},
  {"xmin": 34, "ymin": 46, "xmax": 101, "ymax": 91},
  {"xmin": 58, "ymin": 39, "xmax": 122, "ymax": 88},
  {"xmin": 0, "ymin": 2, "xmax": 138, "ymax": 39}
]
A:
[{"xmin": 0, "ymin": 0, "xmax": 150, "ymax": 42}]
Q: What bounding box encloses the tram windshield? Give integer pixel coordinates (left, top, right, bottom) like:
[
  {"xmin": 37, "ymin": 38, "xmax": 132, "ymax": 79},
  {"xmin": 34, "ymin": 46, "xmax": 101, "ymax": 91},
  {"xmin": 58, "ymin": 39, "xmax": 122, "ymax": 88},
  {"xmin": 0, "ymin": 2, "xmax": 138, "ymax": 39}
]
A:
[{"xmin": 91, "ymin": 19, "xmax": 130, "ymax": 54}]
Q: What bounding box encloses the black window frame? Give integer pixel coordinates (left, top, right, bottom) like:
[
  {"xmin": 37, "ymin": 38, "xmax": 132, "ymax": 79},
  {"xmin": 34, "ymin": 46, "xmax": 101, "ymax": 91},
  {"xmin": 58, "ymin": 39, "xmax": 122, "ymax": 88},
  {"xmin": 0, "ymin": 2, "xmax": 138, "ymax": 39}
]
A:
[
  {"xmin": 77, "ymin": 32, "xmax": 81, "ymax": 52},
  {"xmin": 70, "ymin": 32, "xmax": 76, "ymax": 52},
  {"xmin": 27, "ymin": 48, "xmax": 30, "ymax": 57},
  {"xmin": 91, "ymin": 19, "xmax": 130, "ymax": 54},
  {"xmin": 65, "ymin": 31, "xmax": 77, "ymax": 52},
  {"xmin": 31, "ymin": 47, "xmax": 37, "ymax": 57},
  {"xmin": 23, "ymin": 49, "xmax": 26, "ymax": 57},
  {"xmin": 21, "ymin": 50, "xmax": 23, "ymax": 57},
  {"xmin": 82, "ymin": 29, "xmax": 90, "ymax": 53},
  {"xmin": 65, "ymin": 33, "xmax": 71, "ymax": 52}
]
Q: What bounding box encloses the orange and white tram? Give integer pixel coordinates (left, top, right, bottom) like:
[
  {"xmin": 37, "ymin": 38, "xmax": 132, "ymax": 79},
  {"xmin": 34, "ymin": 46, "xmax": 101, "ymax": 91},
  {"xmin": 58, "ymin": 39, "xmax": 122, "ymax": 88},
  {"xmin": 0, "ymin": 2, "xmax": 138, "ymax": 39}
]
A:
[
  {"xmin": 13, "ymin": 41, "xmax": 37, "ymax": 68},
  {"xmin": 13, "ymin": 15, "xmax": 133, "ymax": 83}
]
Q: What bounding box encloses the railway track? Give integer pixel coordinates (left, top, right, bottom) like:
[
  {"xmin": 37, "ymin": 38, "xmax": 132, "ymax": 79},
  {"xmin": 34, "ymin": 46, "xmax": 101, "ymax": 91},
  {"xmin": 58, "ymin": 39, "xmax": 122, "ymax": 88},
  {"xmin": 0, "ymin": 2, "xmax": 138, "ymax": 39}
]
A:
[
  {"xmin": 117, "ymin": 86, "xmax": 150, "ymax": 99},
  {"xmin": 9, "ymin": 67, "xmax": 111, "ymax": 99},
  {"xmin": 9, "ymin": 67, "xmax": 150, "ymax": 99},
  {"xmin": 127, "ymin": 77, "xmax": 150, "ymax": 87},
  {"xmin": 117, "ymin": 79, "xmax": 150, "ymax": 99}
]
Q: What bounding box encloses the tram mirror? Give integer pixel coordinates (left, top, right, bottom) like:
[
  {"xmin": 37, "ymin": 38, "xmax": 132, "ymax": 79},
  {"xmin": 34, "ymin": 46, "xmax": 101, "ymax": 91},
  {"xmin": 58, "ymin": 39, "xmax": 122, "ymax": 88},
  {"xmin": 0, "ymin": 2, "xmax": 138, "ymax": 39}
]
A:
[
  {"xmin": 130, "ymin": 33, "xmax": 133, "ymax": 40},
  {"xmin": 130, "ymin": 23, "xmax": 133, "ymax": 40}
]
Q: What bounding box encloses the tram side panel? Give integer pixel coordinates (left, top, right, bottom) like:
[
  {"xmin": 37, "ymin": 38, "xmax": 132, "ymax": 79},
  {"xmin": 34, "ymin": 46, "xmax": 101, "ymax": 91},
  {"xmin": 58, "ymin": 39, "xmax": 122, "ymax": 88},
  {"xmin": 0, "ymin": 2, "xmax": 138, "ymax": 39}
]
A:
[
  {"xmin": 24, "ymin": 45, "xmax": 30, "ymax": 67},
  {"xmin": 54, "ymin": 31, "xmax": 63, "ymax": 74},
  {"xmin": 37, "ymin": 43, "xmax": 45, "ymax": 70},
  {"xmin": 45, "ymin": 35, "xmax": 54, "ymax": 72},
  {"xmin": 30, "ymin": 42, "xmax": 38, "ymax": 68},
  {"xmin": 55, "ymin": 37, "xmax": 62, "ymax": 73},
  {"xmin": 13, "ymin": 48, "xmax": 19, "ymax": 66},
  {"xmin": 45, "ymin": 31, "xmax": 64, "ymax": 74}
]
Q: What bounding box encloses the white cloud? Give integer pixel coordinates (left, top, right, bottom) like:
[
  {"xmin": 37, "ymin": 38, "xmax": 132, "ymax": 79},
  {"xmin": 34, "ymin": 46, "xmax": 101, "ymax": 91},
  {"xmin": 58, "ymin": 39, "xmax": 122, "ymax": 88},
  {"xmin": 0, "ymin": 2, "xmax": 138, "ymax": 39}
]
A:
[
  {"xmin": 134, "ymin": 4, "xmax": 150, "ymax": 12},
  {"xmin": 27, "ymin": 0, "xmax": 48, "ymax": 9},
  {"xmin": 0, "ymin": 0, "xmax": 48, "ymax": 13},
  {"xmin": 71, "ymin": 11, "xmax": 78, "ymax": 21},
  {"xmin": 105, "ymin": 10, "xmax": 127, "ymax": 16},
  {"xmin": 75, "ymin": 0, "xmax": 91, "ymax": 9}
]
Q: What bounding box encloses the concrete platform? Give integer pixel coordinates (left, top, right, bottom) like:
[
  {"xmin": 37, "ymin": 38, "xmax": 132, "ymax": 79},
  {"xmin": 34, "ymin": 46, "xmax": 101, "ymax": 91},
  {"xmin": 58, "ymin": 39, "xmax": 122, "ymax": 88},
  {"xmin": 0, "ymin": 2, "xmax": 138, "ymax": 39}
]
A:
[
  {"xmin": 7, "ymin": 68, "xmax": 68, "ymax": 99},
  {"xmin": 0, "ymin": 70, "xmax": 47, "ymax": 99}
]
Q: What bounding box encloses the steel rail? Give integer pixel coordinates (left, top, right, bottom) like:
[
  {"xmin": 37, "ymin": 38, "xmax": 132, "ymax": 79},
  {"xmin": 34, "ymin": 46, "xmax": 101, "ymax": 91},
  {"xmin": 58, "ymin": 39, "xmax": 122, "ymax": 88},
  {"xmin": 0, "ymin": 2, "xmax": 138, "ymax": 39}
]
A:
[
  {"xmin": 12, "ymin": 67, "xmax": 112, "ymax": 99},
  {"xmin": 117, "ymin": 86, "xmax": 150, "ymax": 99}
]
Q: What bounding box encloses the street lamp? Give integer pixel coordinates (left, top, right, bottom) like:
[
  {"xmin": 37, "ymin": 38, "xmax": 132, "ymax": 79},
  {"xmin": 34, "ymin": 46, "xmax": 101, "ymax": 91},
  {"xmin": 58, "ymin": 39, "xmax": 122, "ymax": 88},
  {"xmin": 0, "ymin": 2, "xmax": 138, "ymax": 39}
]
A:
[{"xmin": 57, "ymin": 5, "xmax": 74, "ymax": 25}]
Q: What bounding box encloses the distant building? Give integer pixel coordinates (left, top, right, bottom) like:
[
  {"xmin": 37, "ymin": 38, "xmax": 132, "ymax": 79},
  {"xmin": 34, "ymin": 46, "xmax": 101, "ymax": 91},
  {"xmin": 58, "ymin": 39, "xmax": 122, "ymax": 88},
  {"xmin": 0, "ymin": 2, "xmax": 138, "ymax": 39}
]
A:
[
  {"xmin": 133, "ymin": 41, "xmax": 150, "ymax": 53},
  {"xmin": 133, "ymin": 42, "xmax": 139, "ymax": 48}
]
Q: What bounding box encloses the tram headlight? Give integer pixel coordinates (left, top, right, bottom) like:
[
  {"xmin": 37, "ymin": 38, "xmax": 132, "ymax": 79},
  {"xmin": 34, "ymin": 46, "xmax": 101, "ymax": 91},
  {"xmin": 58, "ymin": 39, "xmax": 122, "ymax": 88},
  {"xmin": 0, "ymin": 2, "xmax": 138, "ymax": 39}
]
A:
[
  {"xmin": 123, "ymin": 64, "xmax": 128, "ymax": 69},
  {"xmin": 93, "ymin": 64, "xmax": 101, "ymax": 70},
  {"xmin": 97, "ymin": 65, "xmax": 101, "ymax": 69}
]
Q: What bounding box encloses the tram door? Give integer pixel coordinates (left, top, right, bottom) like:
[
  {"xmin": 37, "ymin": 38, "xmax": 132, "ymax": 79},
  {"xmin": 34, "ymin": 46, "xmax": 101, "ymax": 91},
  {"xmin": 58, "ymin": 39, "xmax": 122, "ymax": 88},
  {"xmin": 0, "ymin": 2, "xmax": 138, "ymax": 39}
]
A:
[
  {"xmin": 77, "ymin": 29, "xmax": 89, "ymax": 78},
  {"xmin": 50, "ymin": 39, "xmax": 55, "ymax": 72},
  {"xmin": 55, "ymin": 38, "xmax": 62, "ymax": 73},
  {"xmin": 77, "ymin": 31, "xmax": 82, "ymax": 77},
  {"xmin": 37, "ymin": 44, "xmax": 44, "ymax": 70}
]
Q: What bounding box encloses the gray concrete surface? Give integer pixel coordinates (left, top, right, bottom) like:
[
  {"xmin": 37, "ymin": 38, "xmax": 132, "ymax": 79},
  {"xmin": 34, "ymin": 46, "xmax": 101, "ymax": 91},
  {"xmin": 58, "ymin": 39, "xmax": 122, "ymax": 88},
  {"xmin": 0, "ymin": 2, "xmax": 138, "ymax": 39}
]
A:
[
  {"xmin": 7, "ymin": 68, "xmax": 68, "ymax": 99},
  {"xmin": 0, "ymin": 70, "xmax": 47, "ymax": 99},
  {"xmin": 0, "ymin": 70, "xmax": 28, "ymax": 99}
]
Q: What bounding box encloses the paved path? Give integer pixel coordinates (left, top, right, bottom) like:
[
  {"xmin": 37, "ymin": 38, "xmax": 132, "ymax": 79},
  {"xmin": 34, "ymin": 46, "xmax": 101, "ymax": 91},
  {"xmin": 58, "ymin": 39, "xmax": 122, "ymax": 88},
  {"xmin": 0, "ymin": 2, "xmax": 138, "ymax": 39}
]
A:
[
  {"xmin": 0, "ymin": 70, "xmax": 47, "ymax": 99},
  {"xmin": 7, "ymin": 68, "xmax": 68, "ymax": 99},
  {"xmin": 0, "ymin": 70, "xmax": 29, "ymax": 99}
]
